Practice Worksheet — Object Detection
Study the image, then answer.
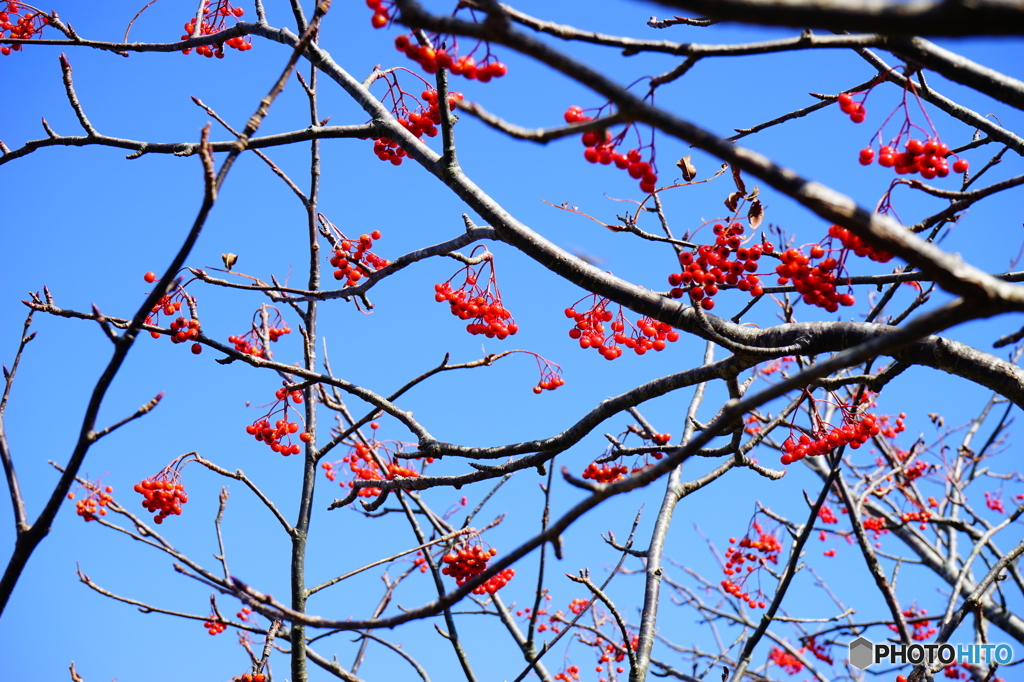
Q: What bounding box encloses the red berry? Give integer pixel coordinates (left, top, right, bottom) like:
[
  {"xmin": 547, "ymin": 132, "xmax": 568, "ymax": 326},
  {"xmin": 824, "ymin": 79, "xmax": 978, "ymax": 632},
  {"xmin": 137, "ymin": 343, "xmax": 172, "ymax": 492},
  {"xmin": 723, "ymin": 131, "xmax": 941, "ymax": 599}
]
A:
[{"xmin": 144, "ymin": 271, "xmax": 157, "ymax": 283}]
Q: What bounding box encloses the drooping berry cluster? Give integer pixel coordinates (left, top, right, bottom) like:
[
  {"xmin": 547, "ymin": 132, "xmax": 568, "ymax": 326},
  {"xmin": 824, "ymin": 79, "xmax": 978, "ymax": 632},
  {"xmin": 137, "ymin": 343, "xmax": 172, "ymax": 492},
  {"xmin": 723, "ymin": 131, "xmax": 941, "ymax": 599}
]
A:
[
  {"xmin": 134, "ymin": 454, "xmax": 195, "ymax": 524},
  {"xmin": 329, "ymin": 230, "xmax": 389, "ymax": 285},
  {"xmin": 565, "ymin": 295, "xmax": 680, "ymax": 359},
  {"xmin": 826, "ymin": 224, "xmax": 893, "ymax": 263},
  {"xmin": 362, "ymin": 70, "xmax": 464, "ymax": 165},
  {"xmin": 780, "ymin": 411, "xmax": 904, "ymax": 465},
  {"xmin": 514, "ymin": 350, "xmax": 565, "ymax": 394},
  {"xmin": 554, "ymin": 666, "xmax": 581, "ymax": 682},
  {"xmin": 721, "ymin": 522, "xmax": 780, "ymax": 609},
  {"xmin": 231, "ymin": 675, "xmax": 266, "ymax": 682},
  {"xmin": 836, "ymin": 92, "xmax": 867, "ymax": 123},
  {"xmin": 564, "ymin": 105, "xmax": 659, "ymax": 194},
  {"xmin": 582, "ymin": 428, "xmax": 670, "ymax": 482},
  {"xmin": 204, "ymin": 614, "xmax": 227, "ymax": 635},
  {"xmin": 244, "ymin": 385, "xmax": 309, "ymax": 456},
  {"xmin": 143, "ymin": 273, "xmax": 203, "ymax": 355},
  {"xmin": 440, "ymin": 541, "xmax": 515, "ymax": 594},
  {"xmin": 768, "ymin": 647, "xmax": 804, "ymax": 675},
  {"xmin": 180, "ymin": 1, "xmax": 251, "ymax": 58},
  {"xmin": 840, "ymin": 77, "xmax": 969, "ymax": 177},
  {"xmin": 434, "ymin": 249, "xmax": 518, "ymax": 338},
  {"xmin": 859, "ymin": 138, "xmax": 968, "ymax": 178},
  {"xmin": 775, "ymin": 245, "xmax": 855, "ymax": 313},
  {"xmin": 68, "ymin": 482, "xmax": 114, "ymax": 522},
  {"xmin": 322, "ymin": 424, "xmax": 427, "ymax": 498},
  {"xmin": 0, "ymin": 2, "xmax": 47, "ymax": 55},
  {"xmin": 667, "ymin": 223, "xmax": 769, "ymax": 310},
  {"xmin": 393, "ymin": 33, "xmax": 508, "ymax": 81},
  {"xmin": 228, "ymin": 305, "xmax": 291, "ymax": 358},
  {"xmin": 890, "ymin": 606, "xmax": 937, "ymax": 641}
]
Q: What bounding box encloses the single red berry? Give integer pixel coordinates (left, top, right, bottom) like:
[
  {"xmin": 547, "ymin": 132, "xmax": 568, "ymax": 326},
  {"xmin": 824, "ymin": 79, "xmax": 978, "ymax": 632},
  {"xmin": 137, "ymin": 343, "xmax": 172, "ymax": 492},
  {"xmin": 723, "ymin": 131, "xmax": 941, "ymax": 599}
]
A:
[
  {"xmin": 144, "ymin": 271, "xmax": 157, "ymax": 283},
  {"xmin": 952, "ymin": 158, "xmax": 969, "ymax": 174}
]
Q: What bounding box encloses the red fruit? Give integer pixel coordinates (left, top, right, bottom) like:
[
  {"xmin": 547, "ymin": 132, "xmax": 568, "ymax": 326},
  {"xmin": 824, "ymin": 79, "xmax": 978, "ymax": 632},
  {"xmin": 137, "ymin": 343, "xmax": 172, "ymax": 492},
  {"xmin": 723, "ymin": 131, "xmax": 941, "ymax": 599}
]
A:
[
  {"xmin": 191, "ymin": 343, "xmax": 202, "ymax": 355},
  {"xmin": 144, "ymin": 271, "xmax": 157, "ymax": 283},
  {"xmin": 487, "ymin": 61, "xmax": 507, "ymax": 77},
  {"xmin": 952, "ymin": 158, "xmax": 969, "ymax": 173}
]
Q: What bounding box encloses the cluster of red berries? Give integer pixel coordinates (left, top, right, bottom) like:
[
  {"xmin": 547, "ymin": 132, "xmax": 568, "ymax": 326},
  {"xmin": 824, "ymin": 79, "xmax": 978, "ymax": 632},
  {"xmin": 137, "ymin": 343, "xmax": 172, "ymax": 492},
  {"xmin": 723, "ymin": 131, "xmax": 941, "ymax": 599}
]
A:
[
  {"xmin": 818, "ymin": 505, "xmax": 838, "ymax": 524},
  {"xmin": 826, "ymin": 224, "xmax": 893, "ymax": 263},
  {"xmin": 231, "ymin": 675, "xmax": 266, "ymax": 682},
  {"xmin": 890, "ymin": 606, "xmax": 937, "ymax": 641},
  {"xmin": 802, "ymin": 636, "xmax": 834, "ymax": 664},
  {"xmin": 769, "ymin": 647, "xmax": 804, "ymax": 675},
  {"xmin": 780, "ymin": 412, "xmax": 899, "ymax": 465},
  {"xmin": 393, "ymin": 33, "xmax": 508, "ymax": 80},
  {"xmin": 434, "ymin": 252, "xmax": 518, "ymax": 338},
  {"xmin": 181, "ymin": 1, "xmax": 251, "ymax": 58},
  {"xmin": 859, "ymin": 138, "xmax": 968, "ymax": 178},
  {"xmin": 134, "ymin": 466, "xmax": 189, "ymax": 525},
  {"xmin": 329, "ymin": 230, "xmax": 390, "ymax": 285},
  {"xmin": 227, "ymin": 319, "xmax": 290, "ymax": 358},
  {"xmin": 565, "ymin": 296, "xmax": 680, "ymax": 359},
  {"xmin": 721, "ymin": 524, "xmax": 780, "ymax": 609},
  {"xmin": 554, "ymin": 666, "xmax": 581, "ymax": 682},
  {"xmin": 0, "ymin": 2, "xmax": 47, "ymax": 54},
  {"xmin": 668, "ymin": 223, "xmax": 768, "ymax": 309},
  {"xmin": 440, "ymin": 542, "xmax": 515, "ymax": 594},
  {"xmin": 581, "ymin": 461, "xmax": 630, "ymax": 483},
  {"xmin": 237, "ymin": 606, "xmax": 252, "ymax": 621},
  {"xmin": 143, "ymin": 273, "xmax": 203, "ymax": 354},
  {"xmin": 564, "ymin": 106, "xmax": 659, "ymax": 194},
  {"xmin": 775, "ymin": 246, "xmax": 856, "ymax": 312},
  {"xmin": 985, "ymin": 491, "xmax": 1005, "ymax": 514},
  {"xmin": 245, "ymin": 387, "xmax": 309, "ymax": 456},
  {"xmin": 367, "ymin": 85, "xmax": 463, "ymax": 165},
  {"xmin": 323, "ymin": 426, "xmax": 425, "ymax": 497},
  {"xmin": 900, "ymin": 508, "xmax": 932, "ymax": 530},
  {"xmin": 68, "ymin": 483, "xmax": 114, "ymax": 522},
  {"xmin": 837, "ymin": 92, "xmax": 867, "ymax": 123},
  {"xmin": 204, "ymin": 616, "xmax": 226, "ymax": 635},
  {"xmin": 519, "ymin": 351, "xmax": 565, "ymax": 394}
]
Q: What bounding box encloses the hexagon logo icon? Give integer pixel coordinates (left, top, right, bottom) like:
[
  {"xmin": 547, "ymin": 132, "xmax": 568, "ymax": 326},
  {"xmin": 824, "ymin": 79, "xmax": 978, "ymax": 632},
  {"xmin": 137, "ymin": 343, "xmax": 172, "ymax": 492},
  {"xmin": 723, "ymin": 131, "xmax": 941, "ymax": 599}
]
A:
[{"xmin": 849, "ymin": 636, "xmax": 874, "ymax": 670}]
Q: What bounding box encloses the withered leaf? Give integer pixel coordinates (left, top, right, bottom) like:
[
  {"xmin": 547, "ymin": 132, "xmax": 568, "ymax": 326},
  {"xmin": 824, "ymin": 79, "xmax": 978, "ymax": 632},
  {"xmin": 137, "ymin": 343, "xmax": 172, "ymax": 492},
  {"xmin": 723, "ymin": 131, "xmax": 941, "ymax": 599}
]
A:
[
  {"xmin": 724, "ymin": 191, "xmax": 743, "ymax": 212},
  {"xmin": 676, "ymin": 155, "xmax": 697, "ymax": 181},
  {"xmin": 748, "ymin": 200, "xmax": 764, "ymax": 229},
  {"xmin": 731, "ymin": 166, "xmax": 746, "ymax": 195},
  {"xmin": 221, "ymin": 253, "xmax": 238, "ymax": 271},
  {"xmin": 748, "ymin": 185, "xmax": 759, "ymax": 201}
]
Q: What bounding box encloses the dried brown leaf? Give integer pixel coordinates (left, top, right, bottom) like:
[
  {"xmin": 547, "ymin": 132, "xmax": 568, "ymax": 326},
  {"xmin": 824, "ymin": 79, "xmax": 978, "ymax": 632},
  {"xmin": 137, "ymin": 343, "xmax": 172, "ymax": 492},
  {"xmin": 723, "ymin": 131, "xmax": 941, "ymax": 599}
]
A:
[
  {"xmin": 676, "ymin": 155, "xmax": 697, "ymax": 182},
  {"xmin": 731, "ymin": 166, "xmax": 746, "ymax": 194},
  {"xmin": 748, "ymin": 200, "xmax": 764, "ymax": 229}
]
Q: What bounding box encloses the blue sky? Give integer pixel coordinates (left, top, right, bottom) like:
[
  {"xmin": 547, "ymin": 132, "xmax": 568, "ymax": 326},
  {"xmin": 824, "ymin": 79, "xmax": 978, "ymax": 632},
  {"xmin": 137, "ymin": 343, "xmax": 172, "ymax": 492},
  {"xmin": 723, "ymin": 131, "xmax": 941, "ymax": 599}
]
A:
[{"xmin": 1, "ymin": 1, "xmax": 1023, "ymax": 680}]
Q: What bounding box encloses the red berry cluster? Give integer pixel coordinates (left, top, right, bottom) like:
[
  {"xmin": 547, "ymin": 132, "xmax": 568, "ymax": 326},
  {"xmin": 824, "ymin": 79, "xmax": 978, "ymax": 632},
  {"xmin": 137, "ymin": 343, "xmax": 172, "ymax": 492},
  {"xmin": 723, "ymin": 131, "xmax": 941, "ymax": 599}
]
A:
[
  {"xmin": 837, "ymin": 92, "xmax": 867, "ymax": 123},
  {"xmin": 135, "ymin": 455, "xmax": 193, "ymax": 525},
  {"xmin": 231, "ymin": 675, "xmax": 266, "ymax": 682},
  {"xmin": 668, "ymin": 223, "xmax": 768, "ymax": 309},
  {"xmin": 900, "ymin": 508, "xmax": 932, "ymax": 529},
  {"xmin": 322, "ymin": 427, "xmax": 425, "ymax": 498},
  {"xmin": 802, "ymin": 636, "xmax": 834, "ymax": 665},
  {"xmin": 228, "ymin": 307, "xmax": 291, "ymax": 358},
  {"xmin": 859, "ymin": 138, "xmax": 968, "ymax": 178},
  {"xmin": 780, "ymin": 410, "xmax": 903, "ymax": 465},
  {"xmin": 890, "ymin": 606, "xmax": 937, "ymax": 641},
  {"xmin": 329, "ymin": 230, "xmax": 390, "ymax": 284},
  {"xmin": 721, "ymin": 523, "xmax": 780, "ymax": 609},
  {"xmin": 143, "ymin": 274, "xmax": 203, "ymax": 355},
  {"xmin": 393, "ymin": 33, "xmax": 509, "ymax": 81},
  {"xmin": 565, "ymin": 295, "xmax": 680, "ymax": 359},
  {"xmin": 554, "ymin": 666, "xmax": 580, "ymax": 682},
  {"xmin": 0, "ymin": 2, "xmax": 47, "ymax": 55},
  {"xmin": 181, "ymin": 1, "xmax": 251, "ymax": 58},
  {"xmin": 434, "ymin": 250, "xmax": 518, "ymax": 338},
  {"xmin": 204, "ymin": 615, "xmax": 226, "ymax": 635},
  {"xmin": 564, "ymin": 106, "xmax": 659, "ymax": 194},
  {"xmin": 581, "ymin": 461, "xmax": 629, "ymax": 483},
  {"xmin": 985, "ymin": 491, "xmax": 1005, "ymax": 514},
  {"xmin": 237, "ymin": 606, "xmax": 252, "ymax": 621},
  {"xmin": 440, "ymin": 542, "xmax": 515, "ymax": 594},
  {"xmin": 826, "ymin": 224, "xmax": 893, "ymax": 263},
  {"xmin": 245, "ymin": 386, "xmax": 309, "ymax": 456},
  {"xmin": 366, "ymin": 84, "xmax": 463, "ymax": 165},
  {"xmin": 516, "ymin": 350, "xmax": 565, "ymax": 394},
  {"xmin": 769, "ymin": 647, "xmax": 804, "ymax": 675},
  {"xmin": 775, "ymin": 245, "xmax": 855, "ymax": 312},
  {"xmin": 68, "ymin": 483, "xmax": 114, "ymax": 522},
  {"xmin": 841, "ymin": 78, "xmax": 970, "ymax": 178}
]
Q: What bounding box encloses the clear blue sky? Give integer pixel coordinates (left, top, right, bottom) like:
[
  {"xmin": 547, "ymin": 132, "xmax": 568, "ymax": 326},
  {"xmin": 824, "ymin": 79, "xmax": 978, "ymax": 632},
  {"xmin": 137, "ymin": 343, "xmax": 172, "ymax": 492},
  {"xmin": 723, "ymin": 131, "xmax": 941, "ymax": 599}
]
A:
[{"xmin": 1, "ymin": 2, "xmax": 1023, "ymax": 681}]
